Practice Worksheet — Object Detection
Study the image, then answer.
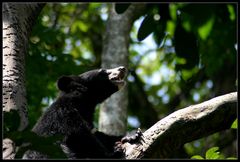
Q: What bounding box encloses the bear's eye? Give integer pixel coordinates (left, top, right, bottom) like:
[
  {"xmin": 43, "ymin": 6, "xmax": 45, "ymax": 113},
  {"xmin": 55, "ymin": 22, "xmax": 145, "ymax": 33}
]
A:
[
  {"xmin": 98, "ymin": 69, "xmax": 107, "ymax": 74},
  {"xmin": 73, "ymin": 90, "xmax": 81, "ymax": 96}
]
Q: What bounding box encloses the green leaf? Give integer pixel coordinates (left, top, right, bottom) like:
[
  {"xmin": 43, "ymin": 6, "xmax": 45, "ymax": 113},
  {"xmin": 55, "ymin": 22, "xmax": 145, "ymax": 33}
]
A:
[
  {"xmin": 137, "ymin": 15, "xmax": 156, "ymax": 41},
  {"xmin": 180, "ymin": 4, "xmax": 216, "ymax": 27},
  {"xmin": 153, "ymin": 20, "xmax": 167, "ymax": 46},
  {"xmin": 169, "ymin": 4, "xmax": 177, "ymax": 21},
  {"xmin": 198, "ymin": 15, "xmax": 215, "ymax": 40},
  {"xmin": 3, "ymin": 110, "xmax": 21, "ymax": 132},
  {"xmin": 115, "ymin": 3, "xmax": 131, "ymax": 14},
  {"xmin": 174, "ymin": 19, "xmax": 199, "ymax": 70},
  {"xmin": 71, "ymin": 20, "xmax": 88, "ymax": 33},
  {"xmin": 166, "ymin": 20, "xmax": 175, "ymax": 37},
  {"xmin": 181, "ymin": 68, "xmax": 198, "ymax": 81},
  {"xmin": 191, "ymin": 155, "xmax": 204, "ymax": 159},
  {"xmin": 205, "ymin": 147, "xmax": 220, "ymax": 159},
  {"xmin": 227, "ymin": 4, "xmax": 236, "ymax": 21},
  {"xmin": 231, "ymin": 119, "xmax": 237, "ymax": 129},
  {"xmin": 13, "ymin": 131, "xmax": 66, "ymax": 158}
]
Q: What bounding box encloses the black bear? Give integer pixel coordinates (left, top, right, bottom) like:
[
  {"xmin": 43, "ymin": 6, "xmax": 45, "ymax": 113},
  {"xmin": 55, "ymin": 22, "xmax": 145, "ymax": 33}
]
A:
[{"xmin": 24, "ymin": 66, "xmax": 130, "ymax": 159}]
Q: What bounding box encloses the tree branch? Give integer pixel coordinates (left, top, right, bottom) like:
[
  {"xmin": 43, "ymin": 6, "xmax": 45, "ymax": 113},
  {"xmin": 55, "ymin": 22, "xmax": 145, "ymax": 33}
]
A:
[{"xmin": 121, "ymin": 92, "xmax": 237, "ymax": 159}]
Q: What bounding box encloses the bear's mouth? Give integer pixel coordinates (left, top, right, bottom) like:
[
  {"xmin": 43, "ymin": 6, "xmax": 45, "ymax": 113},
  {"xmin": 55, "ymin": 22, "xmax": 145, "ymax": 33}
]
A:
[{"xmin": 106, "ymin": 66, "xmax": 127, "ymax": 89}]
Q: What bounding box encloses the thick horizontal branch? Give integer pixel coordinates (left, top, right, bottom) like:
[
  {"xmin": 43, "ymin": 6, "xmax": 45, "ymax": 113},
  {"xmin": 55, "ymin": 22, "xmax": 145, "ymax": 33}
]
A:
[{"xmin": 122, "ymin": 92, "xmax": 237, "ymax": 159}]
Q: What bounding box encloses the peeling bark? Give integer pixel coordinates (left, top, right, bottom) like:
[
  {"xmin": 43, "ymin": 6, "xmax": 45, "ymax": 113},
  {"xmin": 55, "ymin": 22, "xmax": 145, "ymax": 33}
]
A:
[
  {"xmin": 121, "ymin": 92, "xmax": 237, "ymax": 159},
  {"xmin": 99, "ymin": 3, "xmax": 146, "ymax": 136}
]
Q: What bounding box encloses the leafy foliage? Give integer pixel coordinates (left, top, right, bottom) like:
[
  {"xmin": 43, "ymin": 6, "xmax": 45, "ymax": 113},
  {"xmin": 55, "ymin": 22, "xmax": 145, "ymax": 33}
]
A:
[
  {"xmin": 231, "ymin": 119, "xmax": 237, "ymax": 129},
  {"xmin": 174, "ymin": 17, "xmax": 199, "ymax": 70},
  {"xmin": 4, "ymin": 110, "xmax": 65, "ymax": 158},
  {"xmin": 191, "ymin": 146, "xmax": 236, "ymax": 160},
  {"xmin": 129, "ymin": 3, "xmax": 237, "ymax": 158},
  {"xmin": 205, "ymin": 147, "xmax": 221, "ymax": 159},
  {"xmin": 4, "ymin": 110, "xmax": 20, "ymax": 132},
  {"xmin": 137, "ymin": 4, "xmax": 170, "ymax": 46},
  {"xmin": 191, "ymin": 155, "xmax": 204, "ymax": 159},
  {"xmin": 12, "ymin": 131, "xmax": 65, "ymax": 159},
  {"xmin": 137, "ymin": 14, "xmax": 157, "ymax": 41}
]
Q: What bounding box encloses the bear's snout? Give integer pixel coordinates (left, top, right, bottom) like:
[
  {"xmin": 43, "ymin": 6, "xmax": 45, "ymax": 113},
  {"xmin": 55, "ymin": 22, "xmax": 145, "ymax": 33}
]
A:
[
  {"xmin": 106, "ymin": 66, "xmax": 127, "ymax": 89},
  {"xmin": 107, "ymin": 66, "xmax": 126, "ymax": 80}
]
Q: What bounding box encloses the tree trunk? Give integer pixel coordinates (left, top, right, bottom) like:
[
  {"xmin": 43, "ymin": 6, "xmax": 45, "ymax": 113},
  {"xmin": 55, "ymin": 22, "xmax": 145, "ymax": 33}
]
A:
[
  {"xmin": 99, "ymin": 3, "xmax": 146, "ymax": 136},
  {"xmin": 2, "ymin": 3, "xmax": 45, "ymax": 159}
]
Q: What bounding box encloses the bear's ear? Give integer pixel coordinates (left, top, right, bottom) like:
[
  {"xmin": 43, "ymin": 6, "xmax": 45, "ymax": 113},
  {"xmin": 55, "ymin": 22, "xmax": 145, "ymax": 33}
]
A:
[
  {"xmin": 57, "ymin": 76, "xmax": 88, "ymax": 93},
  {"xmin": 57, "ymin": 76, "xmax": 72, "ymax": 91}
]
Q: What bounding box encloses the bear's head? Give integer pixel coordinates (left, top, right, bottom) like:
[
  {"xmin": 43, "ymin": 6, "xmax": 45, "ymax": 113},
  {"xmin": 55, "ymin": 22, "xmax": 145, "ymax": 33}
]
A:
[{"xmin": 57, "ymin": 66, "xmax": 127, "ymax": 104}]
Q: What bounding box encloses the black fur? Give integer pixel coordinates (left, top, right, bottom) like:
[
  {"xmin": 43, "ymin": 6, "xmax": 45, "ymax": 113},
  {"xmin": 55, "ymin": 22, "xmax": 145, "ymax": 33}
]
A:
[{"xmin": 30, "ymin": 68, "xmax": 126, "ymax": 159}]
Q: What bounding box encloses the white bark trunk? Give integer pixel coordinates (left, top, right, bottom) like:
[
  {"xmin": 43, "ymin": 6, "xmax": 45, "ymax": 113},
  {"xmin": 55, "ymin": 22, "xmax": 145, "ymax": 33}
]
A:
[
  {"xmin": 99, "ymin": 3, "xmax": 146, "ymax": 136},
  {"xmin": 2, "ymin": 3, "xmax": 44, "ymax": 159},
  {"xmin": 3, "ymin": 2, "xmax": 44, "ymax": 131}
]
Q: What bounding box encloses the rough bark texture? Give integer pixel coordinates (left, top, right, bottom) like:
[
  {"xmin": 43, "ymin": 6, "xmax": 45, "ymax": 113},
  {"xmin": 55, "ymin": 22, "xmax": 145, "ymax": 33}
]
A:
[
  {"xmin": 2, "ymin": 3, "xmax": 45, "ymax": 159},
  {"xmin": 3, "ymin": 2, "xmax": 45, "ymax": 130},
  {"xmin": 121, "ymin": 92, "xmax": 237, "ymax": 159},
  {"xmin": 99, "ymin": 4, "xmax": 146, "ymax": 136}
]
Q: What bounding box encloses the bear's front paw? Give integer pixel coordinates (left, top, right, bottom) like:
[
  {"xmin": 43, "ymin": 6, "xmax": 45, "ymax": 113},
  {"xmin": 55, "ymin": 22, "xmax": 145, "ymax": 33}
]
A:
[{"xmin": 121, "ymin": 128, "xmax": 143, "ymax": 144}]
